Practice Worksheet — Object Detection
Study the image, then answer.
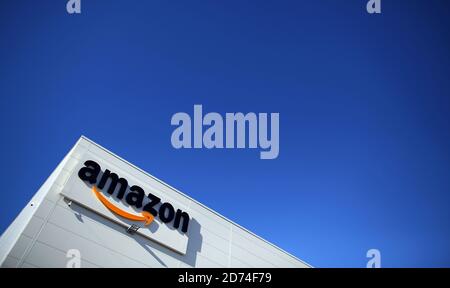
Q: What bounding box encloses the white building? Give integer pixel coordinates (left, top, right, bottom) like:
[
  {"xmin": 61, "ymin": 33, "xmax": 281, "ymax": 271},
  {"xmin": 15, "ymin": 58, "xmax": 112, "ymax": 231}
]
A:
[{"xmin": 0, "ymin": 136, "xmax": 310, "ymax": 268}]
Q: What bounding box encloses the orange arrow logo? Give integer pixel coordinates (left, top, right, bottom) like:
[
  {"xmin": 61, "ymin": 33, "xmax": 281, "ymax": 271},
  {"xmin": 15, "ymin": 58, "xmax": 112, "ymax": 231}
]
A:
[{"xmin": 92, "ymin": 186, "xmax": 154, "ymax": 226}]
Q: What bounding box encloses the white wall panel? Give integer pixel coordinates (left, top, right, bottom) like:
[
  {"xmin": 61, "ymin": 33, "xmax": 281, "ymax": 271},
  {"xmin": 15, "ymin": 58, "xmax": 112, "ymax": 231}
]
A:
[{"xmin": 1, "ymin": 136, "xmax": 310, "ymax": 268}]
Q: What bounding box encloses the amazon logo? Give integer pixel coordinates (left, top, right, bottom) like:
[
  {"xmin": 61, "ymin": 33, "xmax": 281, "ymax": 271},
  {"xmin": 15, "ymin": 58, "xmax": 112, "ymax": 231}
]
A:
[{"xmin": 78, "ymin": 160, "xmax": 190, "ymax": 233}]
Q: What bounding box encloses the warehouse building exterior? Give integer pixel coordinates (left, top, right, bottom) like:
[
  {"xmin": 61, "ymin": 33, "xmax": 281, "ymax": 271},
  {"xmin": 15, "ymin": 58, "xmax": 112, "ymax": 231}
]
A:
[{"xmin": 0, "ymin": 136, "xmax": 310, "ymax": 268}]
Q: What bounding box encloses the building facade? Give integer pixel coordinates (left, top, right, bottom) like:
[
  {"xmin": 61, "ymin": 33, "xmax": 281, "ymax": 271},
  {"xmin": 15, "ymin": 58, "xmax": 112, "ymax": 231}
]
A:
[{"xmin": 0, "ymin": 136, "xmax": 310, "ymax": 268}]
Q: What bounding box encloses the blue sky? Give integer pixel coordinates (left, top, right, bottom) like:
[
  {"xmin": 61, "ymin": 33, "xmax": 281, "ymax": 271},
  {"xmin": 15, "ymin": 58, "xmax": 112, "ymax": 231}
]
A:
[{"xmin": 1, "ymin": 0, "xmax": 449, "ymax": 267}]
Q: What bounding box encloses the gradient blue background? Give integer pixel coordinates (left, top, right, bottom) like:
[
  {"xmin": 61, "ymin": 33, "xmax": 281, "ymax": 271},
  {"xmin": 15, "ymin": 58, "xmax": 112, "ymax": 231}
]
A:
[{"xmin": 1, "ymin": 0, "xmax": 449, "ymax": 267}]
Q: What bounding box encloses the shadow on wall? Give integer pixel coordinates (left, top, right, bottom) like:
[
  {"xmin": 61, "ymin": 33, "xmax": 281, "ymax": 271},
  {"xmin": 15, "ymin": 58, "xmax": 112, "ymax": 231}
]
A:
[
  {"xmin": 64, "ymin": 194, "xmax": 203, "ymax": 267},
  {"xmin": 134, "ymin": 217, "xmax": 202, "ymax": 267}
]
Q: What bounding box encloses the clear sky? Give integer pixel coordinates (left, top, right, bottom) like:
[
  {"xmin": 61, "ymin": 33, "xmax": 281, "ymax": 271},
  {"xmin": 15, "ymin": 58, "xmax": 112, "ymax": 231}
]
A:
[{"xmin": 1, "ymin": 0, "xmax": 449, "ymax": 267}]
